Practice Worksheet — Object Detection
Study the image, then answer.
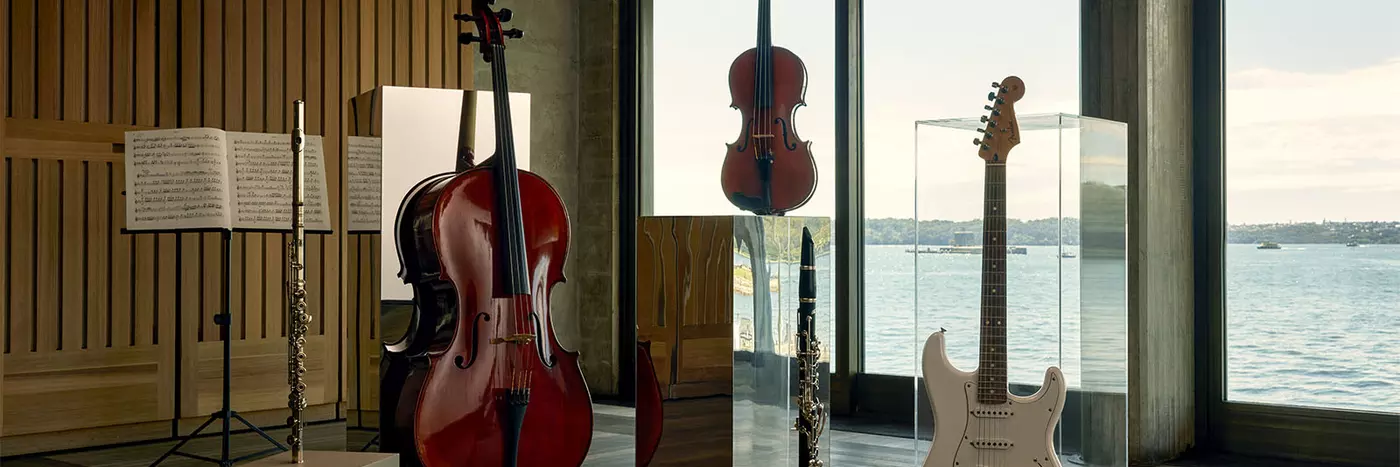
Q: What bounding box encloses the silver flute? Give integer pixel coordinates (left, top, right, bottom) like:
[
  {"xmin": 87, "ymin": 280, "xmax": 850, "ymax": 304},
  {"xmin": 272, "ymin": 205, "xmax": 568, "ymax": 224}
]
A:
[{"xmin": 286, "ymin": 99, "xmax": 311, "ymax": 463}]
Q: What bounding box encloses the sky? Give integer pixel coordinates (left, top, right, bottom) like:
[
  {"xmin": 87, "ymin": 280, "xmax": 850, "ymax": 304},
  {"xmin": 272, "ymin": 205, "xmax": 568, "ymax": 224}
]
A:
[{"xmin": 649, "ymin": 0, "xmax": 1399, "ymax": 224}]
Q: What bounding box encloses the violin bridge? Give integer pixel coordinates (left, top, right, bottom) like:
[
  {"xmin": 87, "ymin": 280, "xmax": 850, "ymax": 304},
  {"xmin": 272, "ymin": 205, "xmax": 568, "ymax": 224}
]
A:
[{"xmin": 490, "ymin": 333, "xmax": 536, "ymax": 345}]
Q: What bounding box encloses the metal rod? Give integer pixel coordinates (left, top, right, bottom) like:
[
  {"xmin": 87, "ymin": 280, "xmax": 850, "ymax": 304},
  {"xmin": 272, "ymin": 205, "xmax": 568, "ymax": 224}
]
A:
[
  {"xmin": 287, "ymin": 99, "xmax": 310, "ymax": 463},
  {"xmin": 222, "ymin": 230, "xmax": 233, "ymax": 462}
]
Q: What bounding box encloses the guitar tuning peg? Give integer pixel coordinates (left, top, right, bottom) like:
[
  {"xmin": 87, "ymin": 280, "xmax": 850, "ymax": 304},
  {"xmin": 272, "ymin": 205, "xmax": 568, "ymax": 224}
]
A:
[
  {"xmin": 995, "ymin": 97, "xmax": 1005, "ymax": 105},
  {"xmin": 980, "ymin": 115, "xmax": 989, "ymax": 123},
  {"xmin": 992, "ymin": 109, "xmax": 1001, "ymax": 116},
  {"xmin": 499, "ymin": 8, "xmax": 513, "ymax": 22},
  {"xmin": 1000, "ymin": 86, "xmax": 1008, "ymax": 93},
  {"xmin": 452, "ymin": 13, "xmax": 474, "ymax": 22},
  {"xmin": 980, "ymin": 144, "xmax": 992, "ymax": 151},
  {"xmin": 504, "ymin": 28, "xmax": 524, "ymax": 39},
  {"xmin": 459, "ymin": 32, "xmax": 478, "ymax": 44},
  {"xmin": 992, "ymin": 81, "xmax": 1001, "ymax": 88},
  {"xmin": 984, "ymin": 105, "xmax": 994, "ymax": 111},
  {"xmin": 973, "ymin": 138, "xmax": 982, "ymax": 146},
  {"xmin": 987, "ymin": 92, "xmax": 997, "ymax": 101}
]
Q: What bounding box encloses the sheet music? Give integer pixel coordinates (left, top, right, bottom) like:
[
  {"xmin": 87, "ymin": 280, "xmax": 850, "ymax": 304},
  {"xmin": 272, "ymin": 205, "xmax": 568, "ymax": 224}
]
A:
[
  {"xmin": 124, "ymin": 128, "xmax": 231, "ymax": 231},
  {"xmin": 346, "ymin": 136, "xmax": 383, "ymax": 232},
  {"xmin": 227, "ymin": 132, "xmax": 333, "ymax": 231},
  {"xmin": 302, "ymin": 136, "xmax": 333, "ymax": 232}
]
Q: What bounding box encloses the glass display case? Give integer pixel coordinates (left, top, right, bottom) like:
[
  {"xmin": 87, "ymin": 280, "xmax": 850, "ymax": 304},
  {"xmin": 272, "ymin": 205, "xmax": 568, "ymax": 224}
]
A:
[
  {"xmin": 636, "ymin": 215, "xmax": 833, "ymax": 466},
  {"xmin": 911, "ymin": 113, "xmax": 1129, "ymax": 466}
]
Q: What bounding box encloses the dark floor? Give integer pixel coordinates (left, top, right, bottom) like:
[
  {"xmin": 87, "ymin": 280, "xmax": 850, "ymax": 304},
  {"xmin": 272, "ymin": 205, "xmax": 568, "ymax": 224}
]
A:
[{"xmin": 0, "ymin": 405, "xmax": 1345, "ymax": 467}]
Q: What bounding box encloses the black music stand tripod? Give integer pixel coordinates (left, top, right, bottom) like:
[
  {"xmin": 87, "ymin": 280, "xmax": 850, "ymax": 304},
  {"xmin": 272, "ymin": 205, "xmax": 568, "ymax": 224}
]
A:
[{"xmin": 149, "ymin": 230, "xmax": 288, "ymax": 466}]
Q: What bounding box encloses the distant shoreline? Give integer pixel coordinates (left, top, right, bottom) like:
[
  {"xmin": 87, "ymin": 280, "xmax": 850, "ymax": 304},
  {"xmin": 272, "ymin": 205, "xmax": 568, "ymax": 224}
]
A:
[{"xmin": 864, "ymin": 218, "xmax": 1400, "ymax": 246}]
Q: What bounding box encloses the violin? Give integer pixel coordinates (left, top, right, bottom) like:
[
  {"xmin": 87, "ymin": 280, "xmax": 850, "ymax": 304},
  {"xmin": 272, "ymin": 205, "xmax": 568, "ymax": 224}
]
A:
[
  {"xmin": 396, "ymin": 2, "xmax": 594, "ymax": 466},
  {"xmin": 720, "ymin": 0, "xmax": 817, "ymax": 216}
]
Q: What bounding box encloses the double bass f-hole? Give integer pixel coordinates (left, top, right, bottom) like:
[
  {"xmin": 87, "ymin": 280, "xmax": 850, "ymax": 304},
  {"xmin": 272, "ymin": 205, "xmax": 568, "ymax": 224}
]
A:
[{"xmin": 453, "ymin": 312, "xmax": 494, "ymax": 369}]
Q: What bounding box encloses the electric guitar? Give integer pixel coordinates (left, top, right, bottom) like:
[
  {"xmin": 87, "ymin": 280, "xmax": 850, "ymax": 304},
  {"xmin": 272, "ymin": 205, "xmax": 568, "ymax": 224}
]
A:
[{"xmin": 920, "ymin": 76, "xmax": 1066, "ymax": 467}]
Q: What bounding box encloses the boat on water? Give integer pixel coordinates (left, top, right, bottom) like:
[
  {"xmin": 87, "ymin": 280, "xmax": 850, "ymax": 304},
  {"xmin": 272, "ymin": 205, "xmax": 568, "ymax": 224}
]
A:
[
  {"xmin": 1257, "ymin": 241, "xmax": 1281, "ymax": 250},
  {"xmin": 1345, "ymin": 242, "xmax": 1360, "ymax": 247}
]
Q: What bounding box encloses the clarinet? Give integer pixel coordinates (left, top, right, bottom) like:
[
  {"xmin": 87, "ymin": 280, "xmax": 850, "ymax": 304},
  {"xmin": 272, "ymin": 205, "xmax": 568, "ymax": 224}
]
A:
[
  {"xmin": 286, "ymin": 99, "xmax": 311, "ymax": 463},
  {"xmin": 795, "ymin": 227, "xmax": 825, "ymax": 467}
]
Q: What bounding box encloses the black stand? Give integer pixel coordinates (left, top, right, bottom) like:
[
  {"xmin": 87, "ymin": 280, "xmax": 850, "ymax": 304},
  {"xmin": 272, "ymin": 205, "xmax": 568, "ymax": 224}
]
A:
[
  {"xmin": 150, "ymin": 230, "xmax": 288, "ymax": 466},
  {"xmin": 359, "ymin": 434, "xmax": 381, "ymax": 452}
]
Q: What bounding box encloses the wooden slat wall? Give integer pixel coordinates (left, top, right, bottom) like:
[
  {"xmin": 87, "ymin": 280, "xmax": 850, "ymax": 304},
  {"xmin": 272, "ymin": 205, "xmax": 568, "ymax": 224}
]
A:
[{"xmin": 1, "ymin": 0, "xmax": 473, "ymax": 454}]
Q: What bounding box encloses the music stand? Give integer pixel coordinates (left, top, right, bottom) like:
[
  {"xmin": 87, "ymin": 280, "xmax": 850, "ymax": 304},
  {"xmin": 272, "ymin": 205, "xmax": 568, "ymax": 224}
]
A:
[
  {"xmin": 146, "ymin": 228, "xmax": 288, "ymax": 467},
  {"xmin": 123, "ymin": 125, "xmax": 338, "ymax": 465}
]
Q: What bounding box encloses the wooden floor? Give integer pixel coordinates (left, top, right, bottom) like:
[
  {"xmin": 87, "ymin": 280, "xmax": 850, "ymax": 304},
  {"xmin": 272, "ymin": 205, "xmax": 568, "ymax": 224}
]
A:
[{"xmin": 0, "ymin": 402, "xmax": 1330, "ymax": 467}]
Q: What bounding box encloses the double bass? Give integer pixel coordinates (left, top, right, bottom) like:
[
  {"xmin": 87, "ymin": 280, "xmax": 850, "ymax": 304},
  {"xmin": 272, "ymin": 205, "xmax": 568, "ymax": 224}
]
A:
[
  {"xmin": 720, "ymin": 0, "xmax": 817, "ymax": 216},
  {"xmin": 395, "ymin": 2, "xmax": 595, "ymax": 466}
]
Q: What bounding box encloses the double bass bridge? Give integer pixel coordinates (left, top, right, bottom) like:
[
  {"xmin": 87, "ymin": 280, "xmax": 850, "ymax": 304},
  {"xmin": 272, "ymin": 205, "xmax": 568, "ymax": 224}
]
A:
[{"xmin": 490, "ymin": 333, "xmax": 536, "ymax": 345}]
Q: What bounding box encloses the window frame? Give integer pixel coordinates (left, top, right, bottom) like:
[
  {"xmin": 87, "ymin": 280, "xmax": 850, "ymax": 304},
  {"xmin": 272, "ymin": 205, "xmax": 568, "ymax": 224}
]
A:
[{"xmin": 1192, "ymin": 1, "xmax": 1400, "ymax": 464}]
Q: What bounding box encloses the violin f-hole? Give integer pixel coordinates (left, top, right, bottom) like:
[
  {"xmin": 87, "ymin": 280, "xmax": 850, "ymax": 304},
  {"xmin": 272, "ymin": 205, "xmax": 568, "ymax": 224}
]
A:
[
  {"xmin": 774, "ymin": 117, "xmax": 798, "ymax": 150},
  {"xmin": 736, "ymin": 118, "xmax": 754, "ymax": 153}
]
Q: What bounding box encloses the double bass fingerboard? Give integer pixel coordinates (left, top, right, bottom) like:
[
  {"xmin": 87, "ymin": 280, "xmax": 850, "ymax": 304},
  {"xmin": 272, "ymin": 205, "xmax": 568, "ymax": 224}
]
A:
[
  {"xmin": 486, "ymin": 42, "xmax": 531, "ymax": 296},
  {"xmin": 977, "ymin": 162, "xmax": 1009, "ymax": 405}
]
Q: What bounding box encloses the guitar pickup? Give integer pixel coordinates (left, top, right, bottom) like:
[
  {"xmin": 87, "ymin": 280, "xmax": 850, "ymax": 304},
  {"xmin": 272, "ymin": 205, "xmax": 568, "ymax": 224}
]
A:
[
  {"xmin": 969, "ymin": 408, "xmax": 1013, "ymax": 418},
  {"xmin": 969, "ymin": 438, "xmax": 1013, "ymax": 450}
]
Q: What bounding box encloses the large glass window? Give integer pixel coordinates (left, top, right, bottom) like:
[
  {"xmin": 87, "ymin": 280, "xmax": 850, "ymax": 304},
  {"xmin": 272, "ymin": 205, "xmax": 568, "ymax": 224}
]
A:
[
  {"xmin": 1224, "ymin": 0, "xmax": 1400, "ymax": 414},
  {"xmin": 861, "ymin": 0, "xmax": 1080, "ymax": 379}
]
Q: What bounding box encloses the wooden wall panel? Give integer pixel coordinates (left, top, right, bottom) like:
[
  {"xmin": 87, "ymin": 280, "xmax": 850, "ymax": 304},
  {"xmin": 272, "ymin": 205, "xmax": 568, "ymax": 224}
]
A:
[{"xmin": 2, "ymin": 0, "xmax": 473, "ymax": 453}]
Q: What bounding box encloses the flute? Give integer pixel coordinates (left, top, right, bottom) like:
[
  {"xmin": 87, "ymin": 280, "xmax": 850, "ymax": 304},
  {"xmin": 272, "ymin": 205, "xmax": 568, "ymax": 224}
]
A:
[
  {"xmin": 795, "ymin": 227, "xmax": 825, "ymax": 467},
  {"xmin": 286, "ymin": 99, "xmax": 310, "ymax": 463}
]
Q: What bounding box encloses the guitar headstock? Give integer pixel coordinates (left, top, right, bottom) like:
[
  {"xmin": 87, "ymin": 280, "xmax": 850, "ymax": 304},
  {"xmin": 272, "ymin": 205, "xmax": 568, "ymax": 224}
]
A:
[
  {"xmin": 453, "ymin": 0, "xmax": 523, "ymax": 62},
  {"xmin": 974, "ymin": 76, "xmax": 1025, "ymax": 163}
]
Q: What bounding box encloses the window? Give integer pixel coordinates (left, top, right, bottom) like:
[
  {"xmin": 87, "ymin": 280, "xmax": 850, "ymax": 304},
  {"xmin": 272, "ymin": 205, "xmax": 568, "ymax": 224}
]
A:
[
  {"xmin": 1223, "ymin": 0, "xmax": 1400, "ymax": 415},
  {"xmin": 861, "ymin": 0, "xmax": 1080, "ymax": 382},
  {"xmin": 648, "ymin": 0, "xmax": 835, "ymax": 219}
]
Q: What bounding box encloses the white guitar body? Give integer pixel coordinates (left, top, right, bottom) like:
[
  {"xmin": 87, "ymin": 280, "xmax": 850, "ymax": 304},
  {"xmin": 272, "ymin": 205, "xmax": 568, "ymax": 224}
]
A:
[{"xmin": 920, "ymin": 331, "xmax": 1067, "ymax": 467}]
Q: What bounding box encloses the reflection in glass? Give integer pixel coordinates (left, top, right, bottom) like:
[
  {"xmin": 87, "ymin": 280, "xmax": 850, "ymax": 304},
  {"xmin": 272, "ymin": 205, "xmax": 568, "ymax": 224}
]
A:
[{"xmin": 912, "ymin": 114, "xmax": 1127, "ymax": 466}]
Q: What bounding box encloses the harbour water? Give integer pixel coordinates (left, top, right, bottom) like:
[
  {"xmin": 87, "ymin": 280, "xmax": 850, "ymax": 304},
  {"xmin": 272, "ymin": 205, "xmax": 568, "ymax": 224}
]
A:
[{"xmin": 857, "ymin": 243, "xmax": 1400, "ymax": 415}]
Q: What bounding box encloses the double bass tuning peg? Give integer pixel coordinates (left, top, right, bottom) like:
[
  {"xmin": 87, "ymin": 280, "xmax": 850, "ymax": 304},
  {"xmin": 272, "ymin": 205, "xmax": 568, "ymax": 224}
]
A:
[
  {"xmin": 504, "ymin": 28, "xmax": 524, "ymax": 39},
  {"xmin": 498, "ymin": 8, "xmax": 513, "ymax": 22},
  {"xmin": 459, "ymin": 32, "xmax": 479, "ymax": 44},
  {"xmin": 452, "ymin": 13, "xmax": 474, "ymax": 22}
]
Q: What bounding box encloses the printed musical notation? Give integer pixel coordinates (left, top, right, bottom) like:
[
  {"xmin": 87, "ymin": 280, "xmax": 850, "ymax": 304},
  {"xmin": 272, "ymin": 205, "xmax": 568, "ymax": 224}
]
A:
[
  {"xmin": 123, "ymin": 128, "xmax": 333, "ymax": 233},
  {"xmin": 227, "ymin": 132, "xmax": 332, "ymax": 231},
  {"xmin": 347, "ymin": 136, "xmax": 383, "ymax": 232},
  {"xmin": 124, "ymin": 128, "xmax": 231, "ymax": 231}
]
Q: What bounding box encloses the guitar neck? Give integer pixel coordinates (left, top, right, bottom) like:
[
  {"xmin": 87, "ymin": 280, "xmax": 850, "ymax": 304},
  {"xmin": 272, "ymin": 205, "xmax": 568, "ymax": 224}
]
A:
[{"xmin": 978, "ymin": 162, "xmax": 1008, "ymax": 404}]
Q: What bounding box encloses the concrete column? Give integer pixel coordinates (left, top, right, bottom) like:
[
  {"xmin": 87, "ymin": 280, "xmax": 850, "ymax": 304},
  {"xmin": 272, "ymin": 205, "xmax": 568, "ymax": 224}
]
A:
[
  {"xmin": 1082, "ymin": 0, "xmax": 1196, "ymax": 463},
  {"xmin": 473, "ymin": 0, "xmax": 621, "ymax": 395}
]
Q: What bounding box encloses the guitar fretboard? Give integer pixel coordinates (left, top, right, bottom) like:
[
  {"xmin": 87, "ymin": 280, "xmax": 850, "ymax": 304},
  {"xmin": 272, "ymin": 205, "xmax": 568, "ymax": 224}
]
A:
[{"xmin": 977, "ymin": 162, "xmax": 1008, "ymax": 405}]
